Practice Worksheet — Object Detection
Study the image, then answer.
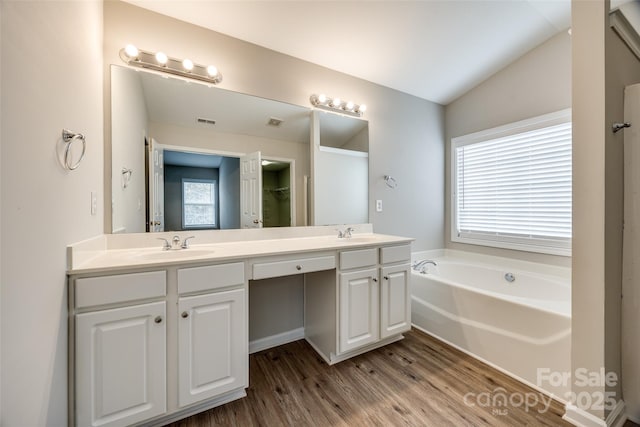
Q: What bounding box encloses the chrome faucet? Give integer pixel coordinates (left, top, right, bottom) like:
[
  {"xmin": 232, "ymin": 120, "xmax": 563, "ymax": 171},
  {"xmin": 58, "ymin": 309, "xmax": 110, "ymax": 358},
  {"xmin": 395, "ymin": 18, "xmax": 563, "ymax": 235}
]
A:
[
  {"xmin": 157, "ymin": 237, "xmax": 172, "ymax": 251},
  {"xmin": 412, "ymin": 259, "xmax": 437, "ymax": 271},
  {"xmin": 181, "ymin": 236, "xmax": 196, "ymax": 249},
  {"xmin": 338, "ymin": 227, "xmax": 354, "ymax": 239},
  {"xmin": 157, "ymin": 235, "xmax": 195, "ymax": 250}
]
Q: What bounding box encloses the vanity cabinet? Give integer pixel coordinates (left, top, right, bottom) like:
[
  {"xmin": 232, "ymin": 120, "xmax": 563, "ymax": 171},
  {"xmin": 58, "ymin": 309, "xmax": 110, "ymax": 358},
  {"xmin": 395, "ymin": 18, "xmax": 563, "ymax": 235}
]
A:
[
  {"xmin": 380, "ymin": 263, "xmax": 411, "ymax": 338},
  {"xmin": 68, "ymin": 233, "xmax": 413, "ymax": 426},
  {"xmin": 380, "ymin": 245, "xmax": 412, "ymax": 339},
  {"xmin": 70, "ymin": 263, "xmax": 247, "ymax": 427},
  {"xmin": 339, "ymin": 268, "xmax": 379, "ymax": 353},
  {"xmin": 305, "ymin": 243, "xmax": 412, "ymax": 364},
  {"xmin": 73, "ymin": 272, "xmax": 167, "ymax": 427},
  {"xmin": 177, "ymin": 262, "xmax": 246, "ymax": 408}
]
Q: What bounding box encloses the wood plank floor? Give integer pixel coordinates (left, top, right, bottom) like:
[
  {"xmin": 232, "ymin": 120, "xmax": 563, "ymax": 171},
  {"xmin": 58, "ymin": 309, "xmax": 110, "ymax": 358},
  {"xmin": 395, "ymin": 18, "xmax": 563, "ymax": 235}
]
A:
[{"xmin": 168, "ymin": 328, "xmax": 572, "ymax": 426}]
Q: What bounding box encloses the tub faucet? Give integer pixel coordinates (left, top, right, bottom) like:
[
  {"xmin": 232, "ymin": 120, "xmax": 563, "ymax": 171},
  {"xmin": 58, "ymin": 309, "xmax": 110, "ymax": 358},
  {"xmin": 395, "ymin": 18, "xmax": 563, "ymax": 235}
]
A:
[{"xmin": 412, "ymin": 259, "xmax": 437, "ymax": 271}]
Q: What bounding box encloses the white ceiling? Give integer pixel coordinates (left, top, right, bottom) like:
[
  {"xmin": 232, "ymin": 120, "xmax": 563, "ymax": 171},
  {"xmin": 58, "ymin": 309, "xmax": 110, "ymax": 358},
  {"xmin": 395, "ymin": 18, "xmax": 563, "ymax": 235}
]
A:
[{"xmin": 125, "ymin": 0, "xmax": 575, "ymax": 105}]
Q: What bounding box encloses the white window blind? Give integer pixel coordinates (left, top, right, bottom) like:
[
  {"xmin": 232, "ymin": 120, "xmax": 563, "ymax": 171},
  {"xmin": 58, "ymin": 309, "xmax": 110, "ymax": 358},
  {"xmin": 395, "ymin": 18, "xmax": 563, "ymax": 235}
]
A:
[{"xmin": 452, "ymin": 110, "xmax": 571, "ymax": 255}]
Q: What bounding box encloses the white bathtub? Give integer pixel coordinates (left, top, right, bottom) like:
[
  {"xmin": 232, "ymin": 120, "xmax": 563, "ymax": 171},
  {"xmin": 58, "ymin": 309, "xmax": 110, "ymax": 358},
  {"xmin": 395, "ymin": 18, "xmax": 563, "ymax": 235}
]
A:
[{"xmin": 411, "ymin": 250, "xmax": 571, "ymax": 399}]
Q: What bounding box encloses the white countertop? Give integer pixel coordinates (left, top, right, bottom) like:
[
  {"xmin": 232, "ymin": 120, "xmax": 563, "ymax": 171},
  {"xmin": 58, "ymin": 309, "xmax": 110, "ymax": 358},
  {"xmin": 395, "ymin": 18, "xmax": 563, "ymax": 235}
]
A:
[{"xmin": 67, "ymin": 228, "xmax": 413, "ymax": 275}]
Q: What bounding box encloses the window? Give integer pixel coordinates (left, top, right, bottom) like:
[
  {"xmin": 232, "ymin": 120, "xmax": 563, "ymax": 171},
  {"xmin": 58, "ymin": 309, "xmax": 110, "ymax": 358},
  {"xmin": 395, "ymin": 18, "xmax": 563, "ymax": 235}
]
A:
[
  {"xmin": 451, "ymin": 109, "xmax": 571, "ymax": 256},
  {"xmin": 182, "ymin": 179, "xmax": 217, "ymax": 229}
]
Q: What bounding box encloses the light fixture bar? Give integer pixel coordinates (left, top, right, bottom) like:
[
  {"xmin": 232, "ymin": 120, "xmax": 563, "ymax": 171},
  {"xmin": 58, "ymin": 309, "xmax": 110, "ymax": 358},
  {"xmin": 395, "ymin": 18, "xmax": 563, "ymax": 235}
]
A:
[
  {"xmin": 310, "ymin": 94, "xmax": 366, "ymax": 117},
  {"xmin": 119, "ymin": 45, "xmax": 222, "ymax": 85}
]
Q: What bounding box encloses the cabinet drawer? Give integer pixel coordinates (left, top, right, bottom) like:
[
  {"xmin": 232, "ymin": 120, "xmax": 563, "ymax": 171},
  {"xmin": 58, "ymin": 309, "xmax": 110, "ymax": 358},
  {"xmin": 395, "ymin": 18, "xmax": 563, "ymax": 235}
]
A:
[
  {"xmin": 339, "ymin": 248, "xmax": 378, "ymax": 270},
  {"xmin": 252, "ymin": 255, "xmax": 335, "ymax": 280},
  {"xmin": 178, "ymin": 262, "xmax": 245, "ymax": 295},
  {"xmin": 75, "ymin": 271, "xmax": 166, "ymax": 308},
  {"xmin": 380, "ymin": 244, "xmax": 411, "ymax": 265}
]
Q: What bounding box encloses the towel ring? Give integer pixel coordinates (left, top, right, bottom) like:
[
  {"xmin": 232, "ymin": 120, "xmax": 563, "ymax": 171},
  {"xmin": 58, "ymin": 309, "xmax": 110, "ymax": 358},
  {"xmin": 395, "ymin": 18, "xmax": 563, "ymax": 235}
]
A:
[{"xmin": 62, "ymin": 129, "xmax": 86, "ymax": 170}]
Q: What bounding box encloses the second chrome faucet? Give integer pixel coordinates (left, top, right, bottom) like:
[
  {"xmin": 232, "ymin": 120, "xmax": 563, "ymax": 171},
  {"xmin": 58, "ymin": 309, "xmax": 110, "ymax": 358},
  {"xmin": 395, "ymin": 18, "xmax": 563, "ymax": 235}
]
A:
[
  {"xmin": 337, "ymin": 227, "xmax": 354, "ymax": 239},
  {"xmin": 158, "ymin": 235, "xmax": 196, "ymax": 250}
]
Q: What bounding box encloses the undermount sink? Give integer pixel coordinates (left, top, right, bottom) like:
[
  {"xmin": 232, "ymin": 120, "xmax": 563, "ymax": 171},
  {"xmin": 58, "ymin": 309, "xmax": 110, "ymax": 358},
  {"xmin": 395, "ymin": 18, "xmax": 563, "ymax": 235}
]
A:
[{"xmin": 132, "ymin": 248, "xmax": 215, "ymax": 261}]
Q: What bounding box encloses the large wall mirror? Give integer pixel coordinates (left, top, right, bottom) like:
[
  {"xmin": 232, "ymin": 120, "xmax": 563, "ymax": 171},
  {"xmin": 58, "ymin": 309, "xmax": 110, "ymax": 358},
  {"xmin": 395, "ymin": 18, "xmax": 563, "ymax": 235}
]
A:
[
  {"xmin": 313, "ymin": 111, "xmax": 369, "ymax": 226},
  {"xmin": 110, "ymin": 64, "xmax": 369, "ymax": 233}
]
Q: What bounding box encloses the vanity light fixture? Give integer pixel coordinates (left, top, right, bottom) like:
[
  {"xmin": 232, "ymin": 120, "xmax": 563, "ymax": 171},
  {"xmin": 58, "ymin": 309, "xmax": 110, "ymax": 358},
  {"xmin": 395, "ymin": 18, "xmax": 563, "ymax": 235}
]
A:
[
  {"xmin": 119, "ymin": 45, "xmax": 223, "ymax": 85},
  {"xmin": 309, "ymin": 93, "xmax": 366, "ymax": 117},
  {"xmin": 182, "ymin": 59, "xmax": 194, "ymax": 72},
  {"xmin": 155, "ymin": 51, "xmax": 168, "ymax": 66},
  {"xmin": 124, "ymin": 44, "xmax": 139, "ymax": 59}
]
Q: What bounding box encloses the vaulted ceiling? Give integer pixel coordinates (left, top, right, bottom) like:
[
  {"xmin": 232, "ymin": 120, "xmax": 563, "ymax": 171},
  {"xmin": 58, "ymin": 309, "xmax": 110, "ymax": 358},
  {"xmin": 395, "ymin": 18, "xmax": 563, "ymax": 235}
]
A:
[{"xmin": 124, "ymin": 0, "xmax": 627, "ymax": 105}]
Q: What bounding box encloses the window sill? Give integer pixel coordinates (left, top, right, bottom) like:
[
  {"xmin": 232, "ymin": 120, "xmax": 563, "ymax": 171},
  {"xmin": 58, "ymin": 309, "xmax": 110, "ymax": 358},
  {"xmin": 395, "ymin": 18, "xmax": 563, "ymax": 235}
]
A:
[{"xmin": 451, "ymin": 235, "xmax": 571, "ymax": 257}]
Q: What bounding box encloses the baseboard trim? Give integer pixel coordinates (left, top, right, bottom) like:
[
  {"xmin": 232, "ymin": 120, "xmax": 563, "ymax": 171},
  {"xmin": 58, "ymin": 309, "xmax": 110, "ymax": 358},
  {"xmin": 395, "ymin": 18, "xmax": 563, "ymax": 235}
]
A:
[
  {"xmin": 563, "ymin": 400, "xmax": 626, "ymax": 427},
  {"xmin": 139, "ymin": 389, "xmax": 246, "ymax": 427},
  {"xmin": 607, "ymin": 400, "xmax": 627, "ymax": 427},
  {"xmin": 249, "ymin": 327, "xmax": 305, "ymax": 354},
  {"xmin": 564, "ymin": 403, "xmax": 606, "ymax": 427}
]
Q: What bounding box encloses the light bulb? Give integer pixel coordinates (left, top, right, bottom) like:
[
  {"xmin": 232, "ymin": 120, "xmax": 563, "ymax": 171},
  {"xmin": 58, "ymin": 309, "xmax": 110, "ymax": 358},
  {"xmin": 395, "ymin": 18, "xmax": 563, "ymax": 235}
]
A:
[
  {"xmin": 345, "ymin": 101, "xmax": 354, "ymax": 110},
  {"xmin": 207, "ymin": 65, "xmax": 218, "ymax": 77},
  {"xmin": 183, "ymin": 59, "xmax": 194, "ymax": 71},
  {"xmin": 155, "ymin": 51, "xmax": 168, "ymax": 65},
  {"xmin": 318, "ymin": 94, "xmax": 327, "ymax": 104},
  {"xmin": 332, "ymin": 98, "xmax": 341, "ymax": 108},
  {"xmin": 124, "ymin": 44, "xmax": 138, "ymax": 59},
  {"xmin": 359, "ymin": 104, "xmax": 367, "ymax": 113}
]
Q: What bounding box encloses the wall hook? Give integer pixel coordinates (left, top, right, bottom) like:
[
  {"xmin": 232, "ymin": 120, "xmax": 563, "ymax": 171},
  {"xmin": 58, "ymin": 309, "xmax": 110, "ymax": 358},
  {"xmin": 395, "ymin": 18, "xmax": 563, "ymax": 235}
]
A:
[
  {"xmin": 613, "ymin": 122, "xmax": 631, "ymax": 133},
  {"xmin": 121, "ymin": 167, "xmax": 133, "ymax": 188},
  {"xmin": 384, "ymin": 175, "xmax": 397, "ymax": 189}
]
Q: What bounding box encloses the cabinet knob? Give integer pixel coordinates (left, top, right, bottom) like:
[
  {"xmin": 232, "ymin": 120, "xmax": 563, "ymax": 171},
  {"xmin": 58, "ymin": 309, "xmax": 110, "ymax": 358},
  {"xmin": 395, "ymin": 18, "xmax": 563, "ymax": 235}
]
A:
[
  {"xmin": 296, "ymin": 265, "xmax": 302, "ymax": 271},
  {"xmin": 154, "ymin": 316, "xmax": 162, "ymax": 324},
  {"xmin": 181, "ymin": 311, "xmax": 189, "ymax": 319},
  {"xmin": 384, "ymin": 276, "xmax": 389, "ymax": 280},
  {"xmin": 372, "ymin": 277, "xmax": 378, "ymax": 282}
]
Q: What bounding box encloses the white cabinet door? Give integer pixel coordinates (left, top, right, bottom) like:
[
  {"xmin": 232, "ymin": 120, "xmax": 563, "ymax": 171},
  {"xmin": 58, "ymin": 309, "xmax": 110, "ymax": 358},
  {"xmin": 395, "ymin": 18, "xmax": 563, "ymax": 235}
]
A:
[
  {"xmin": 380, "ymin": 263, "xmax": 411, "ymax": 339},
  {"xmin": 178, "ymin": 288, "xmax": 247, "ymax": 407},
  {"xmin": 339, "ymin": 268, "xmax": 379, "ymax": 353},
  {"xmin": 76, "ymin": 302, "xmax": 166, "ymax": 427}
]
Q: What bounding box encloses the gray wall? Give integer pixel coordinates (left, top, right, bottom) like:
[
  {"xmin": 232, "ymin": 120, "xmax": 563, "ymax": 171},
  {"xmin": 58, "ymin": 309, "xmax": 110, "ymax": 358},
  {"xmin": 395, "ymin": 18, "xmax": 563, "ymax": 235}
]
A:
[
  {"xmin": 104, "ymin": 1, "xmax": 445, "ymax": 251},
  {"xmin": 164, "ymin": 165, "xmax": 219, "ymax": 231},
  {"xmin": 1, "ymin": 1, "xmax": 104, "ymax": 425},
  {"xmin": 445, "ymin": 31, "xmax": 571, "ymax": 266},
  {"xmin": 249, "ymin": 276, "xmax": 303, "ymax": 341},
  {"xmin": 219, "ymin": 156, "xmax": 240, "ymax": 229}
]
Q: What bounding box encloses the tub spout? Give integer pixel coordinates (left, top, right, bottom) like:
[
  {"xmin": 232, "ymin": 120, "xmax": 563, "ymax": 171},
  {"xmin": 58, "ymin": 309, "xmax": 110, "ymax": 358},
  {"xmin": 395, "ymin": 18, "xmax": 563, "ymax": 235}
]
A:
[{"xmin": 412, "ymin": 259, "xmax": 437, "ymax": 271}]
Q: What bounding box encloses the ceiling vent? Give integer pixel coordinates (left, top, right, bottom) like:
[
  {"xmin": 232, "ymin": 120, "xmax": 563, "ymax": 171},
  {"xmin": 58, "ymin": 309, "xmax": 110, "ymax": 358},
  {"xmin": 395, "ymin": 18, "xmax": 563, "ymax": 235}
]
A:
[
  {"xmin": 197, "ymin": 118, "xmax": 216, "ymax": 125},
  {"xmin": 267, "ymin": 117, "xmax": 284, "ymax": 127}
]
